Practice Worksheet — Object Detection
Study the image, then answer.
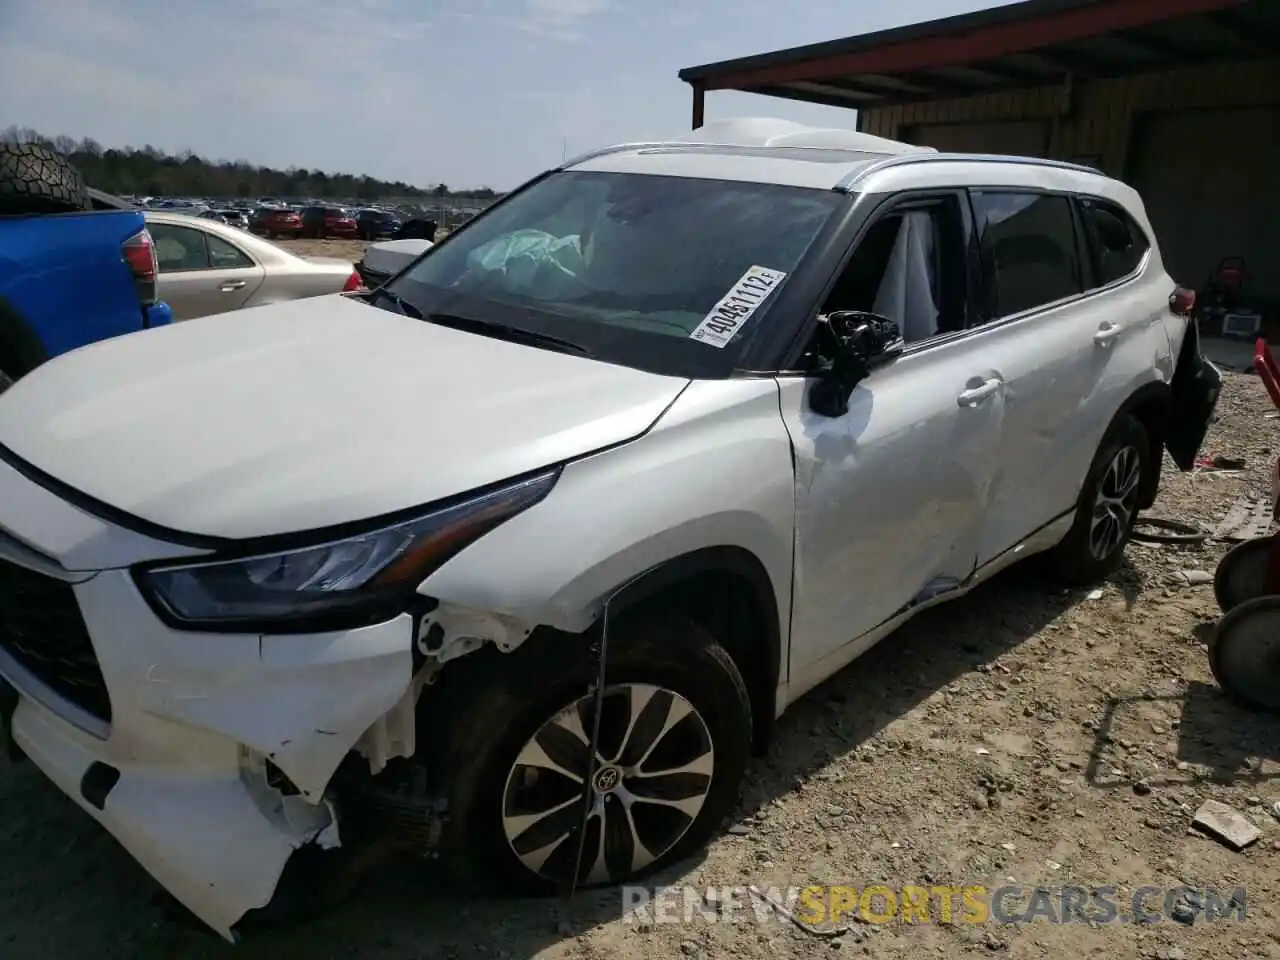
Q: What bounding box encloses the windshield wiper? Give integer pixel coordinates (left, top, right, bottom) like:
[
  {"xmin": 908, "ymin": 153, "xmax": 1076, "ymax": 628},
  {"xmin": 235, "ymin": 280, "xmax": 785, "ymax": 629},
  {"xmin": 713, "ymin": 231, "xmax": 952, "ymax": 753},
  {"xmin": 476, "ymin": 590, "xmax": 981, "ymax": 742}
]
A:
[
  {"xmin": 368, "ymin": 287, "xmax": 423, "ymax": 318},
  {"xmin": 426, "ymin": 313, "xmax": 594, "ymax": 358}
]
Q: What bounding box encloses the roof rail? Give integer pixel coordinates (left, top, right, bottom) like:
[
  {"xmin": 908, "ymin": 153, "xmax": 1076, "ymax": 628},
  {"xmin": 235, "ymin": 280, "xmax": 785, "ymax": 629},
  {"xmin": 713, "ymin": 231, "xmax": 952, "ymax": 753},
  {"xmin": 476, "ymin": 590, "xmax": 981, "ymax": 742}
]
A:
[
  {"xmin": 560, "ymin": 139, "xmax": 933, "ymax": 170},
  {"xmin": 836, "ymin": 152, "xmax": 1105, "ymax": 191},
  {"xmin": 558, "ymin": 142, "xmax": 698, "ymax": 169}
]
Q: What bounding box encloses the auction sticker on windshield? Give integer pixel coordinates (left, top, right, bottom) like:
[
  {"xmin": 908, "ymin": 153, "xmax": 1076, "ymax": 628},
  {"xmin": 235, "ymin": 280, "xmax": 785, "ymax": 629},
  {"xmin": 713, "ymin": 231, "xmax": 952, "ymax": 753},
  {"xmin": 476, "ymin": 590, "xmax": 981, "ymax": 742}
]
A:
[{"xmin": 689, "ymin": 266, "xmax": 787, "ymax": 349}]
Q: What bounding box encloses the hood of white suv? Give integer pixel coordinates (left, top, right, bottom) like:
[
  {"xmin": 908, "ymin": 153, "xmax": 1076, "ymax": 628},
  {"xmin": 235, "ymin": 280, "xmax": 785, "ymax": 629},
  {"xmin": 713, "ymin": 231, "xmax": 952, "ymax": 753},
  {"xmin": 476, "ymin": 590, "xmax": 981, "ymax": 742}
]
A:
[{"xmin": 0, "ymin": 295, "xmax": 688, "ymax": 539}]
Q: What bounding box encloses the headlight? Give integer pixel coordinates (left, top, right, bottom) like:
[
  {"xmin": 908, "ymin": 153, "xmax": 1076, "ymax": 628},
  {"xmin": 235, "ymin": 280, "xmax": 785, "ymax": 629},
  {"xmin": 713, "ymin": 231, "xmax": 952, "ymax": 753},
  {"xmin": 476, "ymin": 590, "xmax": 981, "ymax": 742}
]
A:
[{"xmin": 135, "ymin": 469, "xmax": 558, "ymax": 630}]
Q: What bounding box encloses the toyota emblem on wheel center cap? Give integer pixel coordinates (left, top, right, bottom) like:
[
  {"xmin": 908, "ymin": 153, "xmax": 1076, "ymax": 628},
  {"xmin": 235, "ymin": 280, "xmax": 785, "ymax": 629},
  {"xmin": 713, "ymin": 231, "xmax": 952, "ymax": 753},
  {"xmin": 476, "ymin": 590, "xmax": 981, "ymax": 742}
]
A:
[{"xmin": 592, "ymin": 765, "xmax": 621, "ymax": 793}]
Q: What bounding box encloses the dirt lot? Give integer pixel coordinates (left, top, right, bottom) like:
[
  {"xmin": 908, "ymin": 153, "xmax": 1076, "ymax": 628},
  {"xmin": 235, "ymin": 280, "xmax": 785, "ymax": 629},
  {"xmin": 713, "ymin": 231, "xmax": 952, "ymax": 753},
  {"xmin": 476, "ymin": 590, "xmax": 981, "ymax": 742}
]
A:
[
  {"xmin": 279, "ymin": 237, "xmax": 371, "ymax": 264},
  {"xmin": 2, "ymin": 369, "xmax": 1278, "ymax": 960}
]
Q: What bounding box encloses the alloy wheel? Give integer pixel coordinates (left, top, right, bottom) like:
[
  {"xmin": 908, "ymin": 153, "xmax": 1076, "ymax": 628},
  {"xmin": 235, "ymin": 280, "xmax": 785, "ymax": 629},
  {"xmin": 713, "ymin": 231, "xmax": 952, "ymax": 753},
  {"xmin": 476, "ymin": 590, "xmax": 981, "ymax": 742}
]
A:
[
  {"xmin": 500, "ymin": 683, "xmax": 715, "ymax": 886},
  {"xmin": 1089, "ymin": 444, "xmax": 1142, "ymax": 560}
]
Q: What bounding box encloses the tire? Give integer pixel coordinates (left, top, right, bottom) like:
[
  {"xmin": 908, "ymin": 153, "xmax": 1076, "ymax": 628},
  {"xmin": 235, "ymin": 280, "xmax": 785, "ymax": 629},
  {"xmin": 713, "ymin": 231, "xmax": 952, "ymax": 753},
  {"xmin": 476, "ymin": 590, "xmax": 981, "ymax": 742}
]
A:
[
  {"xmin": 1214, "ymin": 535, "xmax": 1279, "ymax": 613},
  {"xmin": 431, "ymin": 614, "xmax": 752, "ymax": 895},
  {"xmin": 0, "ymin": 367, "xmax": 12, "ymax": 394},
  {"xmin": 1045, "ymin": 414, "xmax": 1149, "ymax": 586},
  {"xmin": 1208, "ymin": 595, "xmax": 1280, "ymax": 712},
  {"xmin": 0, "ymin": 142, "xmax": 89, "ymax": 215}
]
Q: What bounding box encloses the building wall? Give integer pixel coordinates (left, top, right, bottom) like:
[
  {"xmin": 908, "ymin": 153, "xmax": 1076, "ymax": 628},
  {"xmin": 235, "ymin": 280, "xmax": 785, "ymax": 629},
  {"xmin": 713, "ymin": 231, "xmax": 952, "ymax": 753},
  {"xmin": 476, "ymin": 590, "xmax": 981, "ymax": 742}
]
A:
[{"xmin": 858, "ymin": 58, "xmax": 1280, "ymax": 179}]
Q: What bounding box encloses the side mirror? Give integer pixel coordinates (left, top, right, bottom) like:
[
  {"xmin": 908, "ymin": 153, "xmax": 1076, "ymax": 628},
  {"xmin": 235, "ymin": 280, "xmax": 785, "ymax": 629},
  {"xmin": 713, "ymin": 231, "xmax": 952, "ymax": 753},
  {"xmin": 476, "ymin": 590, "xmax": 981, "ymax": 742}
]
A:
[{"xmin": 809, "ymin": 311, "xmax": 904, "ymax": 417}]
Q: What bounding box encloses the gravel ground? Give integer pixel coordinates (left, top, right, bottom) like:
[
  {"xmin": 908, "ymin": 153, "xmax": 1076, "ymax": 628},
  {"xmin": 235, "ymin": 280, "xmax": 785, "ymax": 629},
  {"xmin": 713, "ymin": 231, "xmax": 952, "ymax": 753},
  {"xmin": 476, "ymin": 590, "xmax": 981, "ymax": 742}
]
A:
[
  {"xmin": 277, "ymin": 235, "xmax": 443, "ymax": 265},
  {"xmin": 2, "ymin": 368, "xmax": 1278, "ymax": 960},
  {"xmin": 279, "ymin": 236, "xmax": 371, "ymax": 264}
]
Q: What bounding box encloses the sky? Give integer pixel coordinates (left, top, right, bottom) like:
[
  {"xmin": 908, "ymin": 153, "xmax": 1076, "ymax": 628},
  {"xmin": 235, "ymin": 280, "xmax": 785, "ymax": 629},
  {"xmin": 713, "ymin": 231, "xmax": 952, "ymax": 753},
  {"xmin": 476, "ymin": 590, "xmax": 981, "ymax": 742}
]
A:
[{"xmin": 0, "ymin": 0, "xmax": 1016, "ymax": 192}]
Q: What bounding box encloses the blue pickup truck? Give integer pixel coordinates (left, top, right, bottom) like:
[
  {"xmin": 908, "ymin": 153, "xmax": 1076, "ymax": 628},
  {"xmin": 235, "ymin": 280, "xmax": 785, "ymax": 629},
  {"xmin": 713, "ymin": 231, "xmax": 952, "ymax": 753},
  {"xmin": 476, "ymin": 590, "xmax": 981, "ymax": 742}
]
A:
[{"xmin": 0, "ymin": 142, "xmax": 172, "ymax": 392}]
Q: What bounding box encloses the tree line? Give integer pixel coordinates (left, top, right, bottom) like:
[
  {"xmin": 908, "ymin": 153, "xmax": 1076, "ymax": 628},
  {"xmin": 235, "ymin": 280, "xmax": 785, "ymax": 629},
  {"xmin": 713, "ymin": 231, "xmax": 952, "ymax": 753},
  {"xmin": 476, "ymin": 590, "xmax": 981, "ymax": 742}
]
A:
[{"xmin": 0, "ymin": 126, "xmax": 499, "ymax": 202}]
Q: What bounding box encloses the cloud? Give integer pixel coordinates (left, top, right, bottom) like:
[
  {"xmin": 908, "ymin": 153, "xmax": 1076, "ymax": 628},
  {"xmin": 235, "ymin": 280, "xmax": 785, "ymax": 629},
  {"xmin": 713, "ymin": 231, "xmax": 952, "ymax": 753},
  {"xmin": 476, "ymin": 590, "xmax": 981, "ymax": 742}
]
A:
[
  {"xmin": 0, "ymin": 42, "xmax": 191, "ymax": 115},
  {"xmin": 517, "ymin": 0, "xmax": 611, "ymax": 42}
]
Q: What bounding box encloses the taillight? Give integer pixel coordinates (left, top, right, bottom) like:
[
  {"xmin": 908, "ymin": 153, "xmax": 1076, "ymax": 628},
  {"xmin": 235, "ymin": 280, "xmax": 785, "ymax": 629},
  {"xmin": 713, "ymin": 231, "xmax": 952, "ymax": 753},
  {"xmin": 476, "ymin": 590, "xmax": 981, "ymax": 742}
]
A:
[
  {"xmin": 123, "ymin": 229, "xmax": 158, "ymax": 306},
  {"xmin": 343, "ymin": 271, "xmax": 365, "ymax": 293},
  {"xmin": 1169, "ymin": 286, "xmax": 1196, "ymax": 317}
]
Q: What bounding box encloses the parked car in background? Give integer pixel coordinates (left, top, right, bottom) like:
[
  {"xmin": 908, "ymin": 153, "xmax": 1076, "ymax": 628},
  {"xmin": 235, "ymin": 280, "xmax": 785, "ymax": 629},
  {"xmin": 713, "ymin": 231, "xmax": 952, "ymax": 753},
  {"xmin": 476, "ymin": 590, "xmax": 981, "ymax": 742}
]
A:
[
  {"xmin": 0, "ymin": 143, "xmax": 171, "ymax": 392},
  {"xmin": 201, "ymin": 209, "xmax": 250, "ymax": 230},
  {"xmin": 249, "ymin": 206, "xmax": 302, "ymax": 239},
  {"xmin": 393, "ymin": 216, "xmax": 438, "ymax": 241},
  {"xmin": 354, "ymin": 237, "xmax": 432, "ymax": 287},
  {"xmin": 355, "ymin": 207, "xmax": 402, "ymax": 241},
  {"xmin": 145, "ymin": 210, "xmax": 363, "ymax": 320},
  {"xmin": 300, "ymin": 205, "xmax": 358, "ymax": 239}
]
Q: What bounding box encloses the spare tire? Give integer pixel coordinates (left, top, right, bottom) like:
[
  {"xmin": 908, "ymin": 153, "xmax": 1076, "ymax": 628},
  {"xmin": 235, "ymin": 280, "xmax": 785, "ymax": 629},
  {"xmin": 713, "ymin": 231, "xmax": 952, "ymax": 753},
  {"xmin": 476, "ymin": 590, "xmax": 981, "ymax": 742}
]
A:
[{"xmin": 0, "ymin": 142, "xmax": 90, "ymax": 215}]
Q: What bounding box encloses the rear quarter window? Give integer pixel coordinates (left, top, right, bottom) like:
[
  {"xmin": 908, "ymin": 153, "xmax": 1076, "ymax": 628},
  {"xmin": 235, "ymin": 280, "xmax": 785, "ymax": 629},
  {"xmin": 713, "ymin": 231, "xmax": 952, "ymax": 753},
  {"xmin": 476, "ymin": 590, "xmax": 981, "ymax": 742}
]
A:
[{"xmin": 1079, "ymin": 198, "xmax": 1150, "ymax": 287}]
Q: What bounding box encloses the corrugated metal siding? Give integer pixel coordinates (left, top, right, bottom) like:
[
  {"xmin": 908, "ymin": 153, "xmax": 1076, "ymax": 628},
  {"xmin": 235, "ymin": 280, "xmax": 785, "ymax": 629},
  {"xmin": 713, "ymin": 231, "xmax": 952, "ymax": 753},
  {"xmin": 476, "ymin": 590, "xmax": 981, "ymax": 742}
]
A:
[{"xmin": 860, "ymin": 59, "xmax": 1280, "ymax": 177}]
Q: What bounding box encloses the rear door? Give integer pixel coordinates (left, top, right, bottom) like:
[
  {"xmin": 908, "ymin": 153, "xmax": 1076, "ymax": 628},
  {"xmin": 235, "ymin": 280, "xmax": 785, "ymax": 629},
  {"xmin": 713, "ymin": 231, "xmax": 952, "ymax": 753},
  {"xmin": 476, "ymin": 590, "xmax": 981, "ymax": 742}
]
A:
[
  {"xmin": 151, "ymin": 222, "xmax": 264, "ymax": 320},
  {"xmin": 966, "ymin": 191, "xmax": 1111, "ymax": 566},
  {"xmin": 968, "ymin": 191, "xmax": 1173, "ymax": 567}
]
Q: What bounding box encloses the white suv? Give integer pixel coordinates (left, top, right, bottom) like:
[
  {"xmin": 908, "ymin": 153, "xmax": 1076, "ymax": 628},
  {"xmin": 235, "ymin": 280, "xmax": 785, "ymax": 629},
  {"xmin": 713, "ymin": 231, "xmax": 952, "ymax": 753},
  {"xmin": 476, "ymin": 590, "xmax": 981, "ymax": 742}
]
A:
[{"xmin": 0, "ymin": 118, "xmax": 1220, "ymax": 939}]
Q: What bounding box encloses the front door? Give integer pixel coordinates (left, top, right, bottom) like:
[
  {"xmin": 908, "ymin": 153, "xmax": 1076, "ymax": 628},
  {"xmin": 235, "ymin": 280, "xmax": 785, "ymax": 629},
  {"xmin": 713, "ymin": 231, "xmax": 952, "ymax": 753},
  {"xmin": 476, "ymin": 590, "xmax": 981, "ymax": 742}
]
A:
[{"xmin": 777, "ymin": 190, "xmax": 1004, "ymax": 677}]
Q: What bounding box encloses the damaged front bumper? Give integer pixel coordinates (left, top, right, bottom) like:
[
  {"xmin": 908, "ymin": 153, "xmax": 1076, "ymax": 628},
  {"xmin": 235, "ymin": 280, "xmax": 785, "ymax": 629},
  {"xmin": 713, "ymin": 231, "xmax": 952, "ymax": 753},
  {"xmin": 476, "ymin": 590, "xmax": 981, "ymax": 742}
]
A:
[{"xmin": 0, "ymin": 463, "xmax": 419, "ymax": 940}]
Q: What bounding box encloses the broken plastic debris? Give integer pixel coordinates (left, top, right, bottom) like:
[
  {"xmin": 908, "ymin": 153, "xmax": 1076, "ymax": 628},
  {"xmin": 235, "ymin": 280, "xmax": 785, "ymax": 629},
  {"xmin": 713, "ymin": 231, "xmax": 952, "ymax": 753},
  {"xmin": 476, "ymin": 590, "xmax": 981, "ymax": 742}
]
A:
[{"xmin": 1191, "ymin": 800, "xmax": 1260, "ymax": 851}]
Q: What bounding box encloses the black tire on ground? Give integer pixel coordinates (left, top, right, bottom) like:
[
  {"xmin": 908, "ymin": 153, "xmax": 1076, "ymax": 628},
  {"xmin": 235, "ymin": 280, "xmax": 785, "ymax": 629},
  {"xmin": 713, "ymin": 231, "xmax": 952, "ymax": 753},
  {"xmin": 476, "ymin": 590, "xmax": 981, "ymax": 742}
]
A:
[
  {"xmin": 0, "ymin": 142, "xmax": 89, "ymax": 215},
  {"xmin": 429, "ymin": 614, "xmax": 753, "ymax": 896},
  {"xmin": 1208, "ymin": 595, "xmax": 1280, "ymax": 712},
  {"xmin": 1045, "ymin": 414, "xmax": 1150, "ymax": 586},
  {"xmin": 1214, "ymin": 535, "xmax": 1279, "ymax": 614}
]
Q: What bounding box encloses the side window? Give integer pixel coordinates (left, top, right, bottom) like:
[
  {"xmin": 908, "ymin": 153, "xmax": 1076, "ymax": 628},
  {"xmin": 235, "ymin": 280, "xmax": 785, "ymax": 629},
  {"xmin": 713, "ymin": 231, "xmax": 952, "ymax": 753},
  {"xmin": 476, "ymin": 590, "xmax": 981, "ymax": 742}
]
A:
[
  {"xmin": 207, "ymin": 234, "xmax": 253, "ymax": 269},
  {"xmin": 150, "ymin": 224, "xmax": 210, "ymax": 272},
  {"xmin": 818, "ymin": 194, "xmax": 967, "ymax": 348},
  {"xmin": 972, "ymin": 192, "xmax": 1082, "ymax": 318},
  {"xmin": 1080, "ymin": 198, "xmax": 1149, "ymax": 286}
]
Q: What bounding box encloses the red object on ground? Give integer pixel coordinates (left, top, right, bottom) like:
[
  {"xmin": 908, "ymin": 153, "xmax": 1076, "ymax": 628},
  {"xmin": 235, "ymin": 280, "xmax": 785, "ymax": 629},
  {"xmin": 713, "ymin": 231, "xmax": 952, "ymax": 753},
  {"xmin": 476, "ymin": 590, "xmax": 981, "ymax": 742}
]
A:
[{"xmin": 1255, "ymin": 337, "xmax": 1280, "ymax": 410}]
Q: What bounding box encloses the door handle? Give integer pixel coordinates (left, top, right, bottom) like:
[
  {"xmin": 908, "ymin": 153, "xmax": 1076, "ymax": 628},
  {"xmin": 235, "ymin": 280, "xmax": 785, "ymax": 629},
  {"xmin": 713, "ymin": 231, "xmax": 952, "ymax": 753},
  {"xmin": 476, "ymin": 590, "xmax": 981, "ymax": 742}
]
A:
[
  {"xmin": 956, "ymin": 377, "xmax": 1002, "ymax": 407},
  {"xmin": 1093, "ymin": 321, "xmax": 1122, "ymax": 345},
  {"xmin": 219, "ymin": 280, "xmax": 247, "ymax": 291}
]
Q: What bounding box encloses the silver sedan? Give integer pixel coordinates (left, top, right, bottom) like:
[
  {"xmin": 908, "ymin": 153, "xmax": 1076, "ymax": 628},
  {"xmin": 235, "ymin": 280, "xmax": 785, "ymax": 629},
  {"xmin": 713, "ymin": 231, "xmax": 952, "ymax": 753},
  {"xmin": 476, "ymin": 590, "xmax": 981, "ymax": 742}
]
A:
[{"xmin": 145, "ymin": 211, "xmax": 361, "ymax": 321}]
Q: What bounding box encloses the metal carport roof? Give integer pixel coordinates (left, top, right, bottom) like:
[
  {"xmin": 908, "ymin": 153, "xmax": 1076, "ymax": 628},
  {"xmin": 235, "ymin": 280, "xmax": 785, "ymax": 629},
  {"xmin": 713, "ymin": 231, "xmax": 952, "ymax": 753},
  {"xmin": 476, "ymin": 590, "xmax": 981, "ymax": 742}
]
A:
[{"xmin": 677, "ymin": 0, "xmax": 1280, "ymax": 125}]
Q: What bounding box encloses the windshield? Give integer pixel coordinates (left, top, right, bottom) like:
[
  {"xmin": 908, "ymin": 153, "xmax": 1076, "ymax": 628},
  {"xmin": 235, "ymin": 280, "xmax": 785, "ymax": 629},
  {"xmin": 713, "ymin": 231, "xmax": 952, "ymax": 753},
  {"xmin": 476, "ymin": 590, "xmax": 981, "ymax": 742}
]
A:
[{"xmin": 383, "ymin": 171, "xmax": 842, "ymax": 377}]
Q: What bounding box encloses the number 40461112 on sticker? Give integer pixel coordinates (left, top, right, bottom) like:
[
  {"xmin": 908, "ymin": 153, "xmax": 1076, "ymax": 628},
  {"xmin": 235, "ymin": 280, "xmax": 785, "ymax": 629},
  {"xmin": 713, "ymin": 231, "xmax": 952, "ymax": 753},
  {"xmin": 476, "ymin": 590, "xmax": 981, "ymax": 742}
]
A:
[{"xmin": 689, "ymin": 266, "xmax": 788, "ymax": 349}]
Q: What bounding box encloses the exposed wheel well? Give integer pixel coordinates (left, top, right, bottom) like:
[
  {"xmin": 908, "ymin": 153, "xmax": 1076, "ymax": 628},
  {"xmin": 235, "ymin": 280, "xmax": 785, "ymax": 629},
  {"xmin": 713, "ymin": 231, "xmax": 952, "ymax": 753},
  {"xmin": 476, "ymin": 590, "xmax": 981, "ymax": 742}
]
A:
[{"xmin": 606, "ymin": 546, "xmax": 782, "ymax": 755}]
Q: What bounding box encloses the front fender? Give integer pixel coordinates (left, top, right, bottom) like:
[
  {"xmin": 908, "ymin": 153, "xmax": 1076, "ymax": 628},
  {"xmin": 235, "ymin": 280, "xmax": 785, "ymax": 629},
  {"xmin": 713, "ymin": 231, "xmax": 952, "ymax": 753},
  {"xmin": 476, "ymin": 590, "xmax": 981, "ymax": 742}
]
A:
[{"xmin": 415, "ymin": 379, "xmax": 797, "ymax": 656}]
